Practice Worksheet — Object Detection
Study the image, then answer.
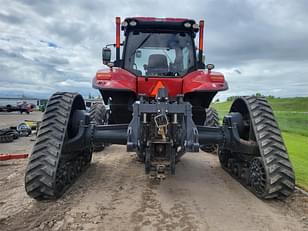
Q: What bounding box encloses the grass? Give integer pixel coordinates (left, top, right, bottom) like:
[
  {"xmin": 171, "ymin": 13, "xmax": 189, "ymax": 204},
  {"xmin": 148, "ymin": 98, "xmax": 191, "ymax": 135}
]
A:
[
  {"xmin": 274, "ymin": 112, "xmax": 308, "ymax": 136},
  {"xmin": 283, "ymin": 132, "xmax": 308, "ymax": 191},
  {"xmin": 212, "ymin": 97, "xmax": 308, "ymax": 189},
  {"xmin": 212, "ymin": 97, "xmax": 308, "ymax": 136},
  {"xmin": 214, "ymin": 97, "xmax": 308, "ymax": 112},
  {"xmin": 267, "ymin": 97, "xmax": 308, "ymax": 112}
]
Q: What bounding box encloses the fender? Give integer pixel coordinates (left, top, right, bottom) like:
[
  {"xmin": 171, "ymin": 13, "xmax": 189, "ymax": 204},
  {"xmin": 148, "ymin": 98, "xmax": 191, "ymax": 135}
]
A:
[
  {"xmin": 92, "ymin": 67, "xmax": 137, "ymax": 93},
  {"xmin": 182, "ymin": 70, "xmax": 228, "ymax": 94}
]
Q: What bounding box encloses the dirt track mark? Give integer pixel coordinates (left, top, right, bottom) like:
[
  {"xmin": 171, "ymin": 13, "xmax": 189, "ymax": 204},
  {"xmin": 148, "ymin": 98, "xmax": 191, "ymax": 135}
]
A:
[
  {"xmin": 0, "ymin": 144, "xmax": 307, "ymax": 231},
  {"xmin": 131, "ymin": 182, "xmax": 200, "ymax": 231}
]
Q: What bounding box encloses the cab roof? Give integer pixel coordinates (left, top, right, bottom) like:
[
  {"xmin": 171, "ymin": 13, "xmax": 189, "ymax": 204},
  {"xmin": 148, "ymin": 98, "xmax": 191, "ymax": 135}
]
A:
[
  {"xmin": 122, "ymin": 17, "xmax": 199, "ymax": 35},
  {"xmin": 125, "ymin": 17, "xmax": 193, "ymax": 23}
]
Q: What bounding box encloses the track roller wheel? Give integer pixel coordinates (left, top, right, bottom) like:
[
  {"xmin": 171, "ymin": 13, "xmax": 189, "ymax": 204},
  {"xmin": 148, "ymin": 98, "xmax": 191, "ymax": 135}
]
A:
[
  {"xmin": 200, "ymin": 107, "xmax": 219, "ymax": 154},
  {"xmin": 25, "ymin": 92, "xmax": 92, "ymax": 200},
  {"xmin": 219, "ymin": 96, "xmax": 295, "ymax": 199},
  {"xmin": 249, "ymin": 157, "xmax": 267, "ymax": 196}
]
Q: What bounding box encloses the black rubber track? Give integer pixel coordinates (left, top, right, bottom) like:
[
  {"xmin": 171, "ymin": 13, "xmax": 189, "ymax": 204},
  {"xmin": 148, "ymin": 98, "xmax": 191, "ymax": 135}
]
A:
[
  {"xmin": 220, "ymin": 96, "xmax": 295, "ymax": 199},
  {"xmin": 89, "ymin": 103, "xmax": 107, "ymax": 152},
  {"xmin": 200, "ymin": 107, "xmax": 219, "ymax": 154},
  {"xmin": 25, "ymin": 92, "xmax": 92, "ymax": 200}
]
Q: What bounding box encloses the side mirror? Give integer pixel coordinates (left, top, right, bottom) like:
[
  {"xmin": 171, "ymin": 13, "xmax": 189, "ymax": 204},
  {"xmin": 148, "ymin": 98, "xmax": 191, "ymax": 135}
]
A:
[
  {"xmin": 206, "ymin": 63, "xmax": 215, "ymax": 71},
  {"xmin": 102, "ymin": 47, "xmax": 111, "ymax": 65}
]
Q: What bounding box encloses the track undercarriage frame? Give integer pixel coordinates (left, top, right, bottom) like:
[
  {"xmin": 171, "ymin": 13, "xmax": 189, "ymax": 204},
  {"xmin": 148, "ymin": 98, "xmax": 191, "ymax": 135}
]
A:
[{"xmin": 66, "ymin": 89, "xmax": 258, "ymax": 176}]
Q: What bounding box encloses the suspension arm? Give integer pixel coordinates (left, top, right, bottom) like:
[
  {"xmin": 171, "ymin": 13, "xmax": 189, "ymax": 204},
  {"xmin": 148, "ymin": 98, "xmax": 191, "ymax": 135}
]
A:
[
  {"xmin": 197, "ymin": 115, "xmax": 259, "ymax": 155},
  {"xmin": 93, "ymin": 124, "xmax": 128, "ymax": 145},
  {"xmin": 63, "ymin": 97, "xmax": 258, "ymax": 156},
  {"xmin": 63, "ymin": 122, "xmax": 128, "ymax": 153},
  {"xmin": 197, "ymin": 126, "xmax": 225, "ymax": 145}
]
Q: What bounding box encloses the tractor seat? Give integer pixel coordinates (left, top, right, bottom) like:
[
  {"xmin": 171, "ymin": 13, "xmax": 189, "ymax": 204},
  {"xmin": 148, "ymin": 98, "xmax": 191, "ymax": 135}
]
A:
[{"xmin": 146, "ymin": 54, "xmax": 168, "ymax": 75}]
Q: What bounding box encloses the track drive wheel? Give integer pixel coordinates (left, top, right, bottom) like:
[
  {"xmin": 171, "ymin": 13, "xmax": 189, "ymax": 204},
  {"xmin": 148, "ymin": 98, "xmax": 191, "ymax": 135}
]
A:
[
  {"xmin": 89, "ymin": 102, "xmax": 109, "ymax": 152},
  {"xmin": 200, "ymin": 107, "xmax": 219, "ymax": 154},
  {"xmin": 219, "ymin": 96, "xmax": 295, "ymax": 199},
  {"xmin": 25, "ymin": 92, "xmax": 92, "ymax": 200}
]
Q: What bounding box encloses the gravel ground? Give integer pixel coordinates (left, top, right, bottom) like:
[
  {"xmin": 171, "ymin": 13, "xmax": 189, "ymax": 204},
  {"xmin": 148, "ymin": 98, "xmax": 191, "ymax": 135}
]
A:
[{"xmin": 0, "ymin": 112, "xmax": 307, "ymax": 231}]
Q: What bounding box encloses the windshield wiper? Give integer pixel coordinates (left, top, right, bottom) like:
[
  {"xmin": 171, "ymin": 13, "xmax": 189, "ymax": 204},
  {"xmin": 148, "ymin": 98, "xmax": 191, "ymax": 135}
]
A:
[
  {"xmin": 129, "ymin": 34, "xmax": 152, "ymax": 59},
  {"xmin": 158, "ymin": 72, "xmax": 180, "ymax": 77}
]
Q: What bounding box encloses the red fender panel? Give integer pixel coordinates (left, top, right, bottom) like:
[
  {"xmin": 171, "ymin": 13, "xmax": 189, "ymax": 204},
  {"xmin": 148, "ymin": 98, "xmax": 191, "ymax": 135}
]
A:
[
  {"xmin": 182, "ymin": 70, "xmax": 228, "ymax": 94},
  {"xmin": 93, "ymin": 68, "xmax": 137, "ymax": 93}
]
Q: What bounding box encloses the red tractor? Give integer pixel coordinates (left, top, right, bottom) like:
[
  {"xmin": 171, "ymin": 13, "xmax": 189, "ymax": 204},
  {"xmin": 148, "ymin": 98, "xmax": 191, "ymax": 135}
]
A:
[{"xmin": 25, "ymin": 17, "xmax": 295, "ymax": 201}]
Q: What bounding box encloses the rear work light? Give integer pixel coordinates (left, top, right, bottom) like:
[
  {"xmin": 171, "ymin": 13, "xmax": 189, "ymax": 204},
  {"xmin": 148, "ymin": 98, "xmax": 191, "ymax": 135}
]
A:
[
  {"xmin": 129, "ymin": 20, "xmax": 137, "ymax": 26},
  {"xmin": 184, "ymin": 22, "xmax": 191, "ymax": 28},
  {"xmin": 192, "ymin": 23, "xmax": 199, "ymax": 29},
  {"xmin": 122, "ymin": 21, "xmax": 128, "ymax": 27}
]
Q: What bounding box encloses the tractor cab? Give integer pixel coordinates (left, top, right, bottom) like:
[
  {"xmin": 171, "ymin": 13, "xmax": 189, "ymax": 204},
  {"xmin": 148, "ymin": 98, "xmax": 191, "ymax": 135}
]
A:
[
  {"xmin": 94, "ymin": 17, "xmax": 228, "ymax": 124},
  {"xmin": 120, "ymin": 17, "xmax": 201, "ymax": 77},
  {"xmin": 103, "ymin": 17, "xmax": 204, "ymax": 73}
]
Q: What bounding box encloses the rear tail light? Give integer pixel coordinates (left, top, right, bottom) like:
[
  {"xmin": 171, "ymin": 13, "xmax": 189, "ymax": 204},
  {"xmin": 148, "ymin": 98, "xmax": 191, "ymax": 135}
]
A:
[
  {"xmin": 96, "ymin": 72, "xmax": 111, "ymax": 80},
  {"xmin": 210, "ymin": 75, "xmax": 225, "ymax": 83}
]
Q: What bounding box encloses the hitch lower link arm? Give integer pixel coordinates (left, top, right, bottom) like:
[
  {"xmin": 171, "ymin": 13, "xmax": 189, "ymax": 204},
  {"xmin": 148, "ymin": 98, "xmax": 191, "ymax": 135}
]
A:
[{"xmin": 63, "ymin": 110, "xmax": 258, "ymax": 156}]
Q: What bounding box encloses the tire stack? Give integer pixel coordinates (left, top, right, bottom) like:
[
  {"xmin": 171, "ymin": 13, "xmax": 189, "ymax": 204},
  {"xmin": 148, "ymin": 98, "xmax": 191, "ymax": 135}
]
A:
[
  {"xmin": 89, "ymin": 102, "xmax": 109, "ymax": 152},
  {"xmin": 0, "ymin": 128, "xmax": 19, "ymax": 143},
  {"xmin": 200, "ymin": 108, "xmax": 220, "ymax": 154}
]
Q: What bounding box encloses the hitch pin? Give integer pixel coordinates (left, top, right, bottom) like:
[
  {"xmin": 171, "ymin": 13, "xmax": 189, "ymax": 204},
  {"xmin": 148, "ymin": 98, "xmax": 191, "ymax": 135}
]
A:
[
  {"xmin": 143, "ymin": 113, "xmax": 147, "ymax": 123},
  {"xmin": 172, "ymin": 113, "xmax": 178, "ymax": 124}
]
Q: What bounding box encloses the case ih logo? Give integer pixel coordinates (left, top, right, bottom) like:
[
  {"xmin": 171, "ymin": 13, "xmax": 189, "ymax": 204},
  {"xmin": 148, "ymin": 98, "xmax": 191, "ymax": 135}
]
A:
[{"xmin": 150, "ymin": 81, "xmax": 165, "ymax": 96}]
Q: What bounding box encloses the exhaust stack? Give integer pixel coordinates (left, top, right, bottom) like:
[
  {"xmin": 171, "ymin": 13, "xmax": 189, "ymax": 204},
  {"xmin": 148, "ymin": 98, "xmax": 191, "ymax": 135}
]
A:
[
  {"xmin": 116, "ymin": 17, "xmax": 121, "ymax": 61},
  {"xmin": 198, "ymin": 20, "xmax": 204, "ymax": 63}
]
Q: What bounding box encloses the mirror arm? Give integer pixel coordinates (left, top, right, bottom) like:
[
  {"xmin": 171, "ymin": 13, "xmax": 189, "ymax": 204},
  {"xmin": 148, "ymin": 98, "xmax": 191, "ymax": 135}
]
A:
[{"xmin": 105, "ymin": 42, "xmax": 124, "ymax": 48}]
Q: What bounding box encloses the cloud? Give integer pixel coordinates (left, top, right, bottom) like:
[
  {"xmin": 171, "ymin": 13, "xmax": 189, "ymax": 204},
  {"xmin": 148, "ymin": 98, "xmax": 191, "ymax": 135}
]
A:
[
  {"xmin": 0, "ymin": 11, "xmax": 24, "ymax": 24},
  {"xmin": 0, "ymin": 0, "xmax": 307, "ymax": 101}
]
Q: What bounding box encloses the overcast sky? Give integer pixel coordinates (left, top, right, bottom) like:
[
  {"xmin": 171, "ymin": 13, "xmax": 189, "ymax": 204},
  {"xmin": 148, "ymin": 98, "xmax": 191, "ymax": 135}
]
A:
[{"xmin": 0, "ymin": 0, "xmax": 307, "ymax": 100}]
